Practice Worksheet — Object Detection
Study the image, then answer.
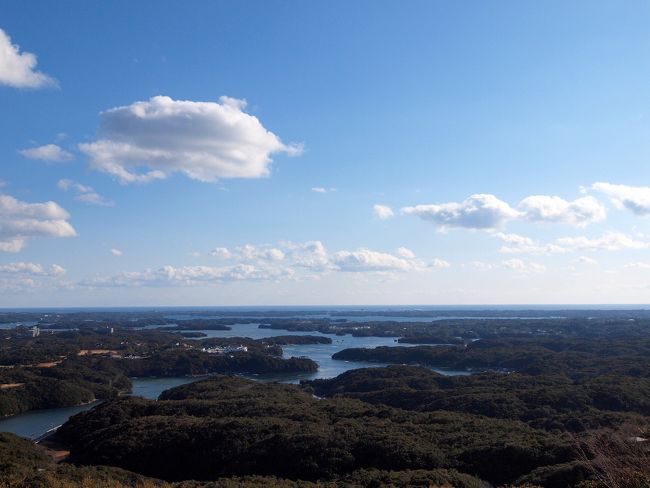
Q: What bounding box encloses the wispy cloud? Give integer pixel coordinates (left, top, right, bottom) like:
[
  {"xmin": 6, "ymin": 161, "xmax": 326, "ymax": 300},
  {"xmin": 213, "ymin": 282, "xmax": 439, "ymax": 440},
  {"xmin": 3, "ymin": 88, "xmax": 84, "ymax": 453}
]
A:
[
  {"xmin": 502, "ymin": 258, "xmax": 546, "ymax": 274},
  {"xmin": 57, "ymin": 179, "xmax": 115, "ymax": 207},
  {"xmin": 19, "ymin": 144, "xmax": 73, "ymax": 162},
  {"xmin": 84, "ymin": 241, "xmax": 445, "ymax": 288},
  {"xmin": 495, "ymin": 231, "xmax": 647, "ymax": 254}
]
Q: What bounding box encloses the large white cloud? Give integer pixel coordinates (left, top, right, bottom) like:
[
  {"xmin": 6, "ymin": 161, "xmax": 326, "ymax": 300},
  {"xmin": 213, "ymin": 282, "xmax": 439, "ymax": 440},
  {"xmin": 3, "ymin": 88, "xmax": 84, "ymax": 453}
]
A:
[
  {"xmin": 0, "ymin": 194, "xmax": 76, "ymax": 251},
  {"xmin": 402, "ymin": 193, "xmax": 607, "ymax": 230},
  {"xmin": 401, "ymin": 194, "xmax": 520, "ymax": 230},
  {"xmin": 592, "ymin": 182, "xmax": 650, "ymax": 215},
  {"xmin": 332, "ymin": 248, "xmax": 424, "ymax": 272},
  {"xmin": 0, "ymin": 28, "xmax": 55, "ymax": 88},
  {"xmin": 19, "ymin": 144, "xmax": 73, "ymax": 162},
  {"xmin": 519, "ymin": 195, "xmax": 605, "ymax": 226},
  {"xmin": 79, "ymin": 96, "xmax": 302, "ymax": 184}
]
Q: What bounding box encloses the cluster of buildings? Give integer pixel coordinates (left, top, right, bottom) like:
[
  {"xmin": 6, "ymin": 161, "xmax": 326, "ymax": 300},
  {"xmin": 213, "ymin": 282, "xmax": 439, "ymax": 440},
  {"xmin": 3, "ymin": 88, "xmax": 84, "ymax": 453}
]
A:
[{"xmin": 200, "ymin": 345, "xmax": 249, "ymax": 355}]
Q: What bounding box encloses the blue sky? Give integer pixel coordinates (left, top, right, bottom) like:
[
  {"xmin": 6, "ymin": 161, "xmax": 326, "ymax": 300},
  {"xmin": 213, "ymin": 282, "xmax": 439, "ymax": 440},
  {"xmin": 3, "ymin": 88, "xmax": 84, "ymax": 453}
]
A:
[{"xmin": 1, "ymin": 1, "xmax": 650, "ymax": 306}]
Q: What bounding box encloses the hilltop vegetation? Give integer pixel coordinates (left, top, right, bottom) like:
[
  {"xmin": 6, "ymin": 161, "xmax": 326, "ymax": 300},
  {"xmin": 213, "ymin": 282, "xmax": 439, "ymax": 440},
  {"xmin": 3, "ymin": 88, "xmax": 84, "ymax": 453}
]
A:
[
  {"xmin": 307, "ymin": 365, "xmax": 650, "ymax": 432},
  {"xmin": 54, "ymin": 375, "xmax": 573, "ymax": 486},
  {"xmin": 1, "ymin": 433, "xmax": 489, "ymax": 488}
]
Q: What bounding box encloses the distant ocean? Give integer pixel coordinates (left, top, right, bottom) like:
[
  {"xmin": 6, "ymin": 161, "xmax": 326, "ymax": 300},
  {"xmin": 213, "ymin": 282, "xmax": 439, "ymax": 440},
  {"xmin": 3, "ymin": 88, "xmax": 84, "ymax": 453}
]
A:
[{"xmin": 0, "ymin": 304, "xmax": 649, "ymax": 312}]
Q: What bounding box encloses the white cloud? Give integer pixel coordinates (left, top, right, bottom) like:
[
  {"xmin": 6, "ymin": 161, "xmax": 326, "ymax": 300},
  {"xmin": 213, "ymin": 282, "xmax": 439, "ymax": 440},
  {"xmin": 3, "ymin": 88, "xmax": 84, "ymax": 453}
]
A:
[
  {"xmin": 431, "ymin": 258, "xmax": 451, "ymax": 269},
  {"xmin": 0, "ymin": 262, "xmax": 66, "ymax": 276},
  {"xmin": 57, "ymin": 179, "xmax": 114, "ymax": 207},
  {"xmin": 284, "ymin": 241, "xmax": 331, "ymax": 270},
  {"xmin": 210, "ymin": 247, "xmax": 232, "ymax": 259},
  {"xmin": 462, "ymin": 259, "xmax": 544, "ymax": 273},
  {"xmin": 215, "ymin": 242, "xmax": 323, "ymax": 268},
  {"xmin": 0, "ymin": 262, "xmax": 44, "ymax": 274},
  {"xmin": 0, "ymin": 28, "xmax": 55, "ymax": 88},
  {"xmin": 0, "ymin": 194, "xmax": 76, "ymax": 252},
  {"xmin": 401, "ymin": 193, "xmax": 606, "ymax": 230},
  {"xmin": 83, "ymin": 264, "xmax": 293, "ymax": 288},
  {"xmin": 502, "ymin": 259, "xmax": 546, "ymax": 273},
  {"xmin": 110, "ymin": 248, "xmax": 123, "ymax": 257},
  {"xmin": 50, "ymin": 264, "xmax": 66, "ymax": 275},
  {"xmin": 332, "ymin": 248, "xmax": 424, "ymax": 272},
  {"xmin": 0, "ymin": 261, "xmax": 66, "ymax": 292},
  {"xmin": 495, "ymin": 231, "xmax": 647, "ymax": 255},
  {"xmin": 76, "ymin": 192, "xmax": 114, "ymax": 206},
  {"xmin": 572, "ymin": 256, "xmax": 598, "ymax": 265},
  {"xmin": 495, "ymin": 232, "xmax": 535, "ymax": 247},
  {"xmin": 85, "ymin": 241, "xmax": 438, "ymax": 288},
  {"xmin": 373, "ymin": 204, "xmax": 395, "ymax": 220},
  {"xmin": 494, "ymin": 232, "xmax": 564, "ymax": 255},
  {"xmin": 395, "ymin": 247, "xmax": 415, "ymax": 258},
  {"xmin": 79, "ymin": 95, "xmax": 302, "ymax": 184},
  {"xmin": 624, "ymin": 262, "xmax": 650, "ymax": 270},
  {"xmin": 518, "ymin": 195, "xmax": 606, "ymax": 226},
  {"xmin": 401, "ymin": 194, "xmax": 520, "ymax": 230},
  {"xmin": 237, "ymin": 244, "xmax": 285, "ymax": 262},
  {"xmin": 463, "ymin": 261, "xmax": 496, "ymax": 270},
  {"xmin": 19, "ymin": 144, "xmax": 73, "ymax": 162},
  {"xmin": 556, "ymin": 232, "xmax": 648, "ymax": 252},
  {"xmin": 312, "ymin": 187, "xmax": 327, "ymax": 193},
  {"xmin": 592, "ymin": 182, "xmax": 650, "ymax": 215},
  {"xmin": 262, "ymin": 248, "xmax": 285, "ymax": 261}
]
